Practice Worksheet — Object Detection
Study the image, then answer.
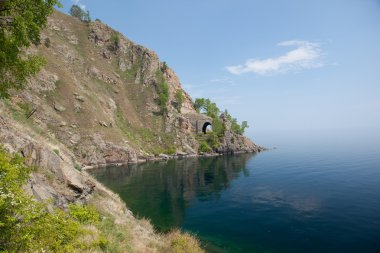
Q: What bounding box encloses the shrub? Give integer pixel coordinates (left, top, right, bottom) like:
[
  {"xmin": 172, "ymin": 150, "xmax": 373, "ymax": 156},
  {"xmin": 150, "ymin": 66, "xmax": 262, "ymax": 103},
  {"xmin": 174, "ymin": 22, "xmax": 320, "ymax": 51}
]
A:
[
  {"xmin": 207, "ymin": 133, "xmax": 220, "ymax": 149},
  {"xmin": 110, "ymin": 32, "xmax": 120, "ymax": 51},
  {"xmin": 0, "ymin": 148, "xmax": 86, "ymax": 252},
  {"xmin": 158, "ymin": 82, "xmax": 169, "ymax": 113},
  {"xmin": 68, "ymin": 204, "xmax": 101, "ymax": 224},
  {"xmin": 161, "ymin": 61, "xmax": 168, "ymax": 72},
  {"xmin": 74, "ymin": 163, "xmax": 82, "ymax": 171},
  {"xmin": 44, "ymin": 37, "xmax": 51, "ymax": 48},
  {"xmin": 198, "ymin": 141, "xmax": 212, "ymax": 153},
  {"xmin": 175, "ymin": 90, "xmax": 184, "ymax": 112}
]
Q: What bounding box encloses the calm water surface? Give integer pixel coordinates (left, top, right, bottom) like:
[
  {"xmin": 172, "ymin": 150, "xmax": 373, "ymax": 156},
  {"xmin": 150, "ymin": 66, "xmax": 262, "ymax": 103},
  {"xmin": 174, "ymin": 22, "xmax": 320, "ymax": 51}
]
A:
[{"xmin": 91, "ymin": 134, "xmax": 380, "ymax": 253}]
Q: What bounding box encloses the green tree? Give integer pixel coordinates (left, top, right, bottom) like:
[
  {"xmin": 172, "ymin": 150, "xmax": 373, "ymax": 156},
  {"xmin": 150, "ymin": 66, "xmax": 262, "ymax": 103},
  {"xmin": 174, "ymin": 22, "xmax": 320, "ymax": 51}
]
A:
[
  {"xmin": 69, "ymin": 4, "xmax": 82, "ymax": 19},
  {"xmin": 69, "ymin": 4, "xmax": 90, "ymax": 22},
  {"xmin": 194, "ymin": 98, "xmax": 206, "ymax": 113},
  {"xmin": 69, "ymin": 5, "xmax": 91, "ymax": 22},
  {"xmin": 194, "ymin": 98, "xmax": 220, "ymax": 118},
  {"xmin": 158, "ymin": 82, "xmax": 169, "ymax": 114},
  {"xmin": 0, "ymin": 0, "xmax": 61, "ymax": 98},
  {"xmin": 241, "ymin": 121, "xmax": 249, "ymax": 134},
  {"xmin": 175, "ymin": 90, "xmax": 184, "ymax": 112}
]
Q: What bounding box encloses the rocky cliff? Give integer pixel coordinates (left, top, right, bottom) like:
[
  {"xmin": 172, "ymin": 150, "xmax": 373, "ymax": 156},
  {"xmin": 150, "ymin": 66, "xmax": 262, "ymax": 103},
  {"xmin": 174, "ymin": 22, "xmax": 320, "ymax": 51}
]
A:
[
  {"xmin": 0, "ymin": 10, "xmax": 263, "ymax": 205},
  {"xmin": 0, "ymin": 10, "xmax": 261, "ymax": 167}
]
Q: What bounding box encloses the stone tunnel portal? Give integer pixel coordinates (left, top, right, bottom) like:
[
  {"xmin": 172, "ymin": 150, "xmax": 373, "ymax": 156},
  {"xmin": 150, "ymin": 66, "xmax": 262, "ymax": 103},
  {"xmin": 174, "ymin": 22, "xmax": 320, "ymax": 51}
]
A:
[{"xmin": 202, "ymin": 122, "xmax": 212, "ymax": 134}]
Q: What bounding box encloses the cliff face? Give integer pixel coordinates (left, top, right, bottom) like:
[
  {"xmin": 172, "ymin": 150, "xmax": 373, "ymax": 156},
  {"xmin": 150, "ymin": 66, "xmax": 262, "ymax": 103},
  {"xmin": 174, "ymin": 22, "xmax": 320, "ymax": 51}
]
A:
[
  {"xmin": 0, "ymin": 9, "xmax": 263, "ymax": 196},
  {"xmin": 0, "ymin": 10, "xmax": 261, "ymax": 167},
  {"xmin": 14, "ymin": 11, "xmax": 200, "ymax": 166}
]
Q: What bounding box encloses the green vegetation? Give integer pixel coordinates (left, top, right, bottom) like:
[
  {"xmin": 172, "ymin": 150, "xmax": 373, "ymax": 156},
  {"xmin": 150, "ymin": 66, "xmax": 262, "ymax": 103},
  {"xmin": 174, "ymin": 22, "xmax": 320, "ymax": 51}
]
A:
[
  {"xmin": 44, "ymin": 37, "xmax": 51, "ymax": 48},
  {"xmin": 224, "ymin": 109, "xmax": 249, "ymax": 135},
  {"xmin": 198, "ymin": 141, "xmax": 212, "ymax": 153},
  {"xmin": 125, "ymin": 62, "xmax": 140, "ymax": 80},
  {"xmin": 194, "ymin": 98, "xmax": 224, "ymax": 151},
  {"xmin": 0, "ymin": 147, "xmax": 100, "ymax": 252},
  {"xmin": 69, "ymin": 4, "xmax": 91, "ymax": 22},
  {"xmin": 116, "ymin": 108, "xmax": 176, "ymax": 155},
  {"xmin": 194, "ymin": 98, "xmax": 249, "ymax": 151},
  {"xmin": 161, "ymin": 61, "xmax": 168, "ymax": 72},
  {"xmin": 0, "ymin": 0, "xmax": 61, "ymax": 98},
  {"xmin": 110, "ymin": 32, "xmax": 120, "ymax": 51},
  {"xmin": 194, "ymin": 98, "xmax": 249, "ymax": 135},
  {"xmin": 68, "ymin": 203, "xmax": 100, "ymax": 224},
  {"xmin": 152, "ymin": 146, "xmax": 177, "ymax": 155},
  {"xmin": 0, "ymin": 147, "xmax": 205, "ymax": 252},
  {"xmin": 175, "ymin": 90, "xmax": 184, "ymax": 112},
  {"xmin": 158, "ymin": 82, "xmax": 169, "ymax": 113},
  {"xmin": 74, "ymin": 163, "xmax": 82, "ymax": 171},
  {"xmin": 155, "ymin": 70, "xmax": 169, "ymax": 114}
]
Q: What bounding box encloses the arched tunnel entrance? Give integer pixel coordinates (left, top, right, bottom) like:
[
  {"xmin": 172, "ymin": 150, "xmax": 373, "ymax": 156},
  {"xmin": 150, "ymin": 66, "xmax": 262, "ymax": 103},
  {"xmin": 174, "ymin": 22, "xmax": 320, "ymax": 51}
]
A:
[{"xmin": 202, "ymin": 122, "xmax": 212, "ymax": 134}]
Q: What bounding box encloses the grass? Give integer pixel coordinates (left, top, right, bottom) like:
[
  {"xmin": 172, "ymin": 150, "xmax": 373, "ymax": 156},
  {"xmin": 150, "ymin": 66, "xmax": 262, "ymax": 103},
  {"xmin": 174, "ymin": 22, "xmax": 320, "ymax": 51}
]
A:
[
  {"xmin": 95, "ymin": 214, "xmax": 134, "ymax": 252},
  {"xmin": 166, "ymin": 230, "xmax": 204, "ymax": 253},
  {"xmin": 125, "ymin": 61, "xmax": 141, "ymax": 81},
  {"xmin": 115, "ymin": 107, "xmax": 177, "ymax": 155},
  {"xmin": 2, "ymin": 99, "xmax": 52, "ymax": 140}
]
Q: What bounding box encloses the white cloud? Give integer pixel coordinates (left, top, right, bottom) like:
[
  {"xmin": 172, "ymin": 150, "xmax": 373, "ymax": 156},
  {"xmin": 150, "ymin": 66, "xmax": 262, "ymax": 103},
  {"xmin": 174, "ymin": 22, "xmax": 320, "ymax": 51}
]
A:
[
  {"xmin": 71, "ymin": 0, "xmax": 86, "ymax": 10},
  {"xmin": 226, "ymin": 40, "xmax": 323, "ymax": 75}
]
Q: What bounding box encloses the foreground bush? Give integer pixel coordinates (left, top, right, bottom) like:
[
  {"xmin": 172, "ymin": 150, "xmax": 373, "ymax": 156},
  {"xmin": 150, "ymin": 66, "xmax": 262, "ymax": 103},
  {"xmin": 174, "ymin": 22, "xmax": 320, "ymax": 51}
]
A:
[{"xmin": 0, "ymin": 148, "xmax": 99, "ymax": 252}]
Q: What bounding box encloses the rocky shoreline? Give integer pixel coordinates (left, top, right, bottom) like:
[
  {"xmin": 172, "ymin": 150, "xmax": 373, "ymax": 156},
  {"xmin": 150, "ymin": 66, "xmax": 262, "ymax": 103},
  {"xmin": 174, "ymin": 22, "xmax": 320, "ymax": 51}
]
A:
[{"xmin": 83, "ymin": 147, "xmax": 267, "ymax": 171}]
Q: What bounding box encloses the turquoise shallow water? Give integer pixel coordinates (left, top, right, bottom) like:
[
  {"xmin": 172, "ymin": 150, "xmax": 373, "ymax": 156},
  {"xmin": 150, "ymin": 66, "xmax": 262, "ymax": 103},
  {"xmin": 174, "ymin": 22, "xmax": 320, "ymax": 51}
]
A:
[{"xmin": 90, "ymin": 133, "xmax": 380, "ymax": 253}]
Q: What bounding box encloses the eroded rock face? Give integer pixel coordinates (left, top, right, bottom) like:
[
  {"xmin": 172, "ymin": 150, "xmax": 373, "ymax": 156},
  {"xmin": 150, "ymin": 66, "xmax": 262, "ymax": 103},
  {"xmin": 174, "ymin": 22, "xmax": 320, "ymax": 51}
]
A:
[
  {"xmin": 68, "ymin": 134, "xmax": 137, "ymax": 165},
  {"xmin": 0, "ymin": 113, "xmax": 96, "ymax": 207}
]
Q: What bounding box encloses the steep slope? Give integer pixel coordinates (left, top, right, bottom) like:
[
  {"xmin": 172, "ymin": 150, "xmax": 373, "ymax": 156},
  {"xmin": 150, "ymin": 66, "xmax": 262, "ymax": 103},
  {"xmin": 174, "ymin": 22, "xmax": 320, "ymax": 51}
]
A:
[
  {"xmin": 13, "ymin": 10, "xmax": 198, "ymax": 166},
  {"xmin": 3, "ymin": 10, "xmax": 260, "ymax": 167}
]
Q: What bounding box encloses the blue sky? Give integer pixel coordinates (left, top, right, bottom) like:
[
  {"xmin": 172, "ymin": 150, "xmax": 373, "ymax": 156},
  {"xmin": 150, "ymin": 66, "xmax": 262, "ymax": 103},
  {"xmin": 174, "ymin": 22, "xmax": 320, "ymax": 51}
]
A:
[{"xmin": 59, "ymin": 0, "xmax": 380, "ymax": 143}]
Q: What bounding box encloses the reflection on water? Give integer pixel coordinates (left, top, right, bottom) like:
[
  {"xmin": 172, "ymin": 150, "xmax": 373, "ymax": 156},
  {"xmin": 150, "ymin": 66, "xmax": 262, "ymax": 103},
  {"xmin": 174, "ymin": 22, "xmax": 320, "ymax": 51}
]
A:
[
  {"xmin": 91, "ymin": 153, "xmax": 254, "ymax": 232},
  {"xmin": 91, "ymin": 149, "xmax": 380, "ymax": 253}
]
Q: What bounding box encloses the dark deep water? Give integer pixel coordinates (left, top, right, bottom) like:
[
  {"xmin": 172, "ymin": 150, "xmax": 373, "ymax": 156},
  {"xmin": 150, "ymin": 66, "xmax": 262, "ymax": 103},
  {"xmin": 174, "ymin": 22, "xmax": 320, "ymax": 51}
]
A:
[{"xmin": 90, "ymin": 131, "xmax": 380, "ymax": 253}]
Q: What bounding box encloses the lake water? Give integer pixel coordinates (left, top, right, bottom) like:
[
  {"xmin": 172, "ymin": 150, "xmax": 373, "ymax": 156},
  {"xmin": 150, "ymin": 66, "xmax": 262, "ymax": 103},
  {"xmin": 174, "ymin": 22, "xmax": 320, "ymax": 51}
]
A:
[{"xmin": 90, "ymin": 131, "xmax": 380, "ymax": 253}]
